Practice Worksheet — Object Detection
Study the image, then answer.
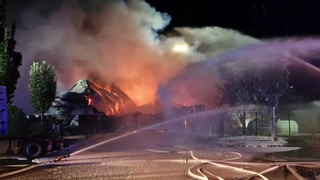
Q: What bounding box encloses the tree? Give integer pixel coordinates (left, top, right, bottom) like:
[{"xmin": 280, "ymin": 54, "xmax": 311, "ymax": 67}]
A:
[
  {"xmin": 0, "ymin": 0, "xmax": 25, "ymax": 152},
  {"xmin": 29, "ymin": 61, "xmax": 57, "ymax": 118},
  {"xmin": 0, "ymin": 0, "xmax": 8, "ymax": 90},
  {"xmin": 219, "ymin": 59, "xmax": 289, "ymax": 141},
  {"xmin": 227, "ymin": 77, "xmax": 255, "ymax": 135},
  {"xmin": 8, "ymin": 104, "xmax": 27, "ymax": 136},
  {"xmin": 219, "ymin": 61, "xmax": 262, "ymax": 135},
  {"xmin": 0, "ymin": 0, "xmax": 7, "ymax": 40},
  {"xmin": 255, "ymin": 62, "xmax": 289, "ymax": 141},
  {"xmin": 6, "ymin": 23, "xmax": 22, "ymax": 103},
  {"xmin": 0, "ymin": 26, "xmax": 9, "ymax": 89},
  {"xmin": 0, "ymin": 0, "xmax": 22, "ymax": 103}
]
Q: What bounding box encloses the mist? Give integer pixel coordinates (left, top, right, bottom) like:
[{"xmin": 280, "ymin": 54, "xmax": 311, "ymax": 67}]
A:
[
  {"xmin": 13, "ymin": 0, "xmax": 259, "ymax": 114},
  {"xmin": 160, "ymin": 38, "xmax": 320, "ymax": 113}
]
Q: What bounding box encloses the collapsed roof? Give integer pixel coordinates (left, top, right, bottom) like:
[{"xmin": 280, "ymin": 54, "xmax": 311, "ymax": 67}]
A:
[{"xmin": 53, "ymin": 80, "xmax": 138, "ymax": 116}]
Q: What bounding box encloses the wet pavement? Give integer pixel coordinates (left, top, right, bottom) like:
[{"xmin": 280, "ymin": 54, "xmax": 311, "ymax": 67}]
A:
[
  {"xmin": 0, "ymin": 157, "xmax": 32, "ymax": 175},
  {"xmin": 1, "ymin": 131, "xmax": 195, "ymax": 179},
  {"xmin": 1, "ymin": 131, "xmax": 320, "ymax": 180}
]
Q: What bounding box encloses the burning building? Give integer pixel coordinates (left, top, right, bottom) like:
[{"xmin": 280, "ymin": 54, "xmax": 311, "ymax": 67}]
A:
[
  {"xmin": 48, "ymin": 79, "xmax": 163, "ymax": 134},
  {"xmin": 50, "ymin": 79, "xmax": 138, "ymax": 118}
]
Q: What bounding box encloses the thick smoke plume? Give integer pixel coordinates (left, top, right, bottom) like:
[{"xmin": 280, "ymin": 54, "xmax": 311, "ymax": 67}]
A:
[{"xmin": 14, "ymin": 0, "xmax": 259, "ymax": 113}]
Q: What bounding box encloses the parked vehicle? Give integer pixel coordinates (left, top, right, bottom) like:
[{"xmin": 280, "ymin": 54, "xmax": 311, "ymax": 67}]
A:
[
  {"xmin": 0, "ymin": 86, "xmax": 64, "ymax": 160},
  {"xmin": 0, "ymin": 136, "xmax": 63, "ymax": 160}
]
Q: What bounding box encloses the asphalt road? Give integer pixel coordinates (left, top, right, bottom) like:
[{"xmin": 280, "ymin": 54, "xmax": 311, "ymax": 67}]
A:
[
  {"xmin": 2, "ymin": 131, "xmax": 199, "ymax": 180},
  {"xmin": 3, "ymin": 130, "xmax": 320, "ymax": 180}
]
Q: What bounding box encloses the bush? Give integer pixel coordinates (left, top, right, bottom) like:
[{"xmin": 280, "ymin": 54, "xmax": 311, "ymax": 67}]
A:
[
  {"xmin": 29, "ymin": 122, "xmax": 46, "ymax": 136},
  {"xmin": 8, "ymin": 104, "xmax": 28, "ymax": 136}
]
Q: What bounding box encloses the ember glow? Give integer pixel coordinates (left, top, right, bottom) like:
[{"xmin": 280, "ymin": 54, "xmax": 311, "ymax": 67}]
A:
[{"xmin": 86, "ymin": 96, "xmax": 92, "ymax": 106}]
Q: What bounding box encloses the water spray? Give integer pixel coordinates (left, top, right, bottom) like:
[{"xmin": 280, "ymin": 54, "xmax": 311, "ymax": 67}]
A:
[{"xmin": 68, "ymin": 108, "xmax": 232, "ymax": 157}]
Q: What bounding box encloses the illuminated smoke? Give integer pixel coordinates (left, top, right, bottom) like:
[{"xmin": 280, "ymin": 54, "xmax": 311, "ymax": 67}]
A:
[
  {"xmin": 174, "ymin": 26, "xmax": 260, "ymax": 56},
  {"xmin": 13, "ymin": 0, "xmax": 259, "ymax": 113},
  {"xmin": 160, "ymin": 38, "xmax": 320, "ymax": 110}
]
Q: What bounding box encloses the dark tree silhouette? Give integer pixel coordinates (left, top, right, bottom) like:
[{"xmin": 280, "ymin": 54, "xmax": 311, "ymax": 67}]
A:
[
  {"xmin": 6, "ymin": 22, "xmax": 22, "ymax": 103},
  {"xmin": 0, "ymin": 0, "xmax": 22, "ymax": 103},
  {"xmin": 219, "ymin": 59, "xmax": 289, "ymax": 141}
]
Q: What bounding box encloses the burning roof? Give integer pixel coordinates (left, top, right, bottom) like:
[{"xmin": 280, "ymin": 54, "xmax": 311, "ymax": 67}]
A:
[
  {"xmin": 53, "ymin": 80, "xmax": 138, "ymax": 117},
  {"xmin": 71, "ymin": 80, "xmax": 138, "ymax": 116}
]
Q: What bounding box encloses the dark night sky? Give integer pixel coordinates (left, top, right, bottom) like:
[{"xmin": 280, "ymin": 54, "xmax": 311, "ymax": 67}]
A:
[
  {"xmin": 7, "ymin": 0, "xmax": 320, "ymax": 38},
  {"xmin": 145, "ymin": 0, "xmax": 320, "ymax": 38}
]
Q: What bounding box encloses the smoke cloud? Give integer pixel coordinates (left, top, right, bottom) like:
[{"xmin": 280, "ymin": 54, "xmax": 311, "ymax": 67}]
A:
[
  {"xmin": 160, "ymin": 38, "xmax": 320, "ymax": 112},
  {"xmin": 13, "ymin": 0, "xmax": 259, "ymax": 114}
]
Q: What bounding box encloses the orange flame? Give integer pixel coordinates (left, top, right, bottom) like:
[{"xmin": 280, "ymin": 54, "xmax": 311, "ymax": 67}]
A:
[
  {"xmin": 86, "ymin": 81, "xmax": 137, "ymax": 116},
  {"xmin": 88, "ymin": 97, "xmax": 92, "ymax": 105}
]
